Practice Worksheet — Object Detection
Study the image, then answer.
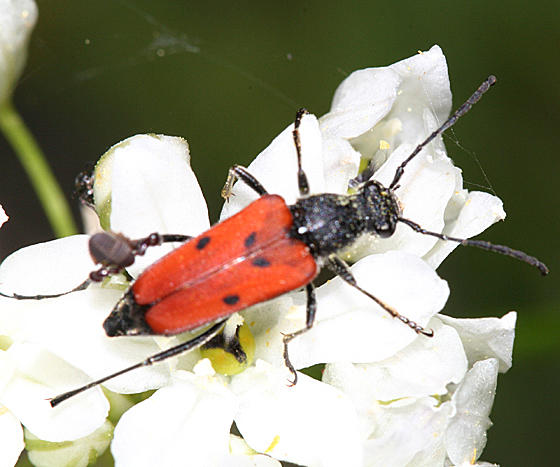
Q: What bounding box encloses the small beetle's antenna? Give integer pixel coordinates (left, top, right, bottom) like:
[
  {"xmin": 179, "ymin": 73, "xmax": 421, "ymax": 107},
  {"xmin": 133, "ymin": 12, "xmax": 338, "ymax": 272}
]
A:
[
  {"xmin": 389, "ymin": 75, "xmax": 497, "ymax": 190},
  {"xmin": 50, "ymin": 320, "xmax": 225, "ymax": 407},
  {"xmin": 398, "ymin": 217, "xmax": 549, "ymax": 275}
]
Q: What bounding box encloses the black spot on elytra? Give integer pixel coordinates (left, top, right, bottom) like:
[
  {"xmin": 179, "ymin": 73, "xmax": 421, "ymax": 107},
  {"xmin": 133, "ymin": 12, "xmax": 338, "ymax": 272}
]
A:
[
  {"xmin": 223, "ymin": 294, "xmax": 240, "ymax": 305},
  {"xmin": 244, "ymin": 232, "xmax": 256, "ymax": 248},
  {"xmin": 196, "ymin": 236, "xmax": 211, "ymax": 250},
  {"xmin": 252, "ymin": 257, "xmax": 270, "ymax": 268}
]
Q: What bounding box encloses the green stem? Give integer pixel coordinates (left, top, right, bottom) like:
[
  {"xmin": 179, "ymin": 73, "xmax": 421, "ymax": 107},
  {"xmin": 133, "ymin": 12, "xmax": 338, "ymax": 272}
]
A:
[{"xmin": 0, "ymin": 100, "xmax": 77, "ymax": 237}]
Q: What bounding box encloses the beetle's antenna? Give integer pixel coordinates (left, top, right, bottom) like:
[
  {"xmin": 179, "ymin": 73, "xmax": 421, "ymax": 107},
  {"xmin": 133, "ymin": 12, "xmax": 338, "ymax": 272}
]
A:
[
  {"xmin": 389, "ymin": 75, "xmax": 497, "ymax": 190},
  {"xmin": 49, "ymin": 320, "xmax": 226, "ymax": 407},
  {"xmin": 0, "ymin": 280, "xmax": 91, "ymax": 300},
  {"xmin": 293, "ymin": 108, "xmax": 311, "ymax": 196},
  {"xmin": 398, "ymin": 217, "xmax": 549, "ymax": 275}
]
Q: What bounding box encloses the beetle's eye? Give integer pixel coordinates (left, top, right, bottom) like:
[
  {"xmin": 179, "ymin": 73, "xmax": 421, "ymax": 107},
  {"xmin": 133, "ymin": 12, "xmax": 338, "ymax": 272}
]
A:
[{"xmin": 376, "ymin": 222, "xmax": 395, "ymax": 238}]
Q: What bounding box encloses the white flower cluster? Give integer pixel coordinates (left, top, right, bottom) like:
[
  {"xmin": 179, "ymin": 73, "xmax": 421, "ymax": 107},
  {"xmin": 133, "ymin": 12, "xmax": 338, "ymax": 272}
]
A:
[{"xmin": 0, "ymin": 44, "xmax": 513, "ymax": 466}]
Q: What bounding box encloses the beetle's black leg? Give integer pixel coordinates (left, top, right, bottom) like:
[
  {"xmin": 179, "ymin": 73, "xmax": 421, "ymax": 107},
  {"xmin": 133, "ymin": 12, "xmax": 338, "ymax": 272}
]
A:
[
  {"xmin": 222, "ymin": 109, "xmax": 311, "ymax": 200},
  {"xmin": 221, "ymin": 165, "xmax": 268, "ymax": 200},
  {"xmin": 293, "ymin": 108, "xmax": 311, "ymax": 197},
  {"xmin": 49, "ymin": 320, "xmax": 227, "ymax": 407},
  {"xmin": 282, "ymin": 283, "xmax": 316, "ymax": 385},
  {"xmin": 327, "ymin": 255, "xmax": 434, "ymax": 336}
]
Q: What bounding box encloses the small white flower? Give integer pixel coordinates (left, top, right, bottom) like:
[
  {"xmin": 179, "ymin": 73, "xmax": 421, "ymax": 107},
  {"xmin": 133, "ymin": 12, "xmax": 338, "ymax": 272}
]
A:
[
  {"xmin": 0, "ymin": 403, "xmax": 24, "ymax": 467},
  {"xmin": 322, "ymin": 313, "xmax": 515, "ymax": 466},
  {"xmin": 0, "ymin": 0, "xmax": 38, "ymax": 106}
]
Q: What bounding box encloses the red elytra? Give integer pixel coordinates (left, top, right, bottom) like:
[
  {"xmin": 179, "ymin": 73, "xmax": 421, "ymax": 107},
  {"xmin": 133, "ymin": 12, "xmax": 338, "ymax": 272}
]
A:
[{"xmin": 134, "ymin": 194, "xmax": 317, "ymax": 334}]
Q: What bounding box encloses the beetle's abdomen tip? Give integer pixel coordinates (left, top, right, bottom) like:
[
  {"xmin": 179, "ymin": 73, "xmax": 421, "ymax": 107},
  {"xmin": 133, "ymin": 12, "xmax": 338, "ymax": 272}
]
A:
[{"xmin": 103, "ymin": 289, "xmax": 152, "ymax": 337}]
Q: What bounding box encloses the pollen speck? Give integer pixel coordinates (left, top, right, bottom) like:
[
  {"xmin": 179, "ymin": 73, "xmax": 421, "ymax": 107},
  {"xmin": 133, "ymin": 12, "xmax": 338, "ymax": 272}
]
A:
[
  {"xmin": 265, "ymin": 435, "xmax": 281, "ymax": 453},
  {"xmin": 379, "ymin": 139, "xmax": 390, "ymax": 150},
  {"xmin": 407, "ymin": 107, "xmax": 412, "ymax": 112}
]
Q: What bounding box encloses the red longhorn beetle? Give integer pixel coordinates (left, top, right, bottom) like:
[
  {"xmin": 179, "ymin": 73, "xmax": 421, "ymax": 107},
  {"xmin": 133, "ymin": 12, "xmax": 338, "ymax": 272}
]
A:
[{"xmin": 0, "ymin": 76, "xmax": 548, "ymax": 407}]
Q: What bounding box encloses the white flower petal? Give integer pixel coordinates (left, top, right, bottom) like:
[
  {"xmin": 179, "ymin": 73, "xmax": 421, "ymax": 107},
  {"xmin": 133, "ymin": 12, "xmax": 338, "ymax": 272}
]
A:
[
  {"xmin": 25, "ymin": 419, "xmax": 112, "ymax": 467},
  {"xmin": 231, "ymin": 361, "xmax": 362, "ymax": 467},
  {"xmin": 424, "ymin": 191, "xmax": 506, "ymax": 269},
  {"xmin": 439, "ymin": 312, "xmax": 516, "ymax": 372},
  {"xmin": 451, "ymin": 462, "xmax": 499, "ymax": 467},
  {"xmin": 364, "ymin": 398, "xmax": 451, "ymax": 467},
  {"xmin": 320, "ymin": 67, "xmax": 400, "ymax": 139},
  {"xmin": 0, "ymin": 0, "xmax": 38, "ymax": 105},
  {"xmin": 220, "ymin": 113, "xmax": 324, "ymax": 219},
  {"xmin": 322, "ymin": 137, "xmax": 360, "ymax": 194},
  {"xmin": 0, "ymin": 235, "xmax": 93, "ymax": 295},
  {"xmin": 241, "ymin": 295, "xmax": 294, "ymax": 369},
  {"xmin": 320, "ymin": 356, "xmax": 454, "ymax": 466},
  {"xmin": 0, "ymin": 407, "xmax": 23, "ymax": 467},
  {"xmin": 321, "ymin": 45, "xmax": 451, "ymax": 145},
  {"xmin": 101, "ymin": 134, "xmax": 209, "ymax": 276},
  {"xmin": 445, "ymin": 359, "xmax": 499, "ymax": 465},
  {"xmin": 0, "ymin": 343, "xmax": 108, "ymax": 442},
  {"xmin": 112, "ymin": 370, "xmax": 236, "ymax": 467},
  {"xmin": 288, "ymin": 251, "xmax": 449, "ymax": 368},
  {"xmin": 0, "ymin": 203, "xmax": 8, "ymax": 227},
  {"xmin": 323, "ymin": 318, "xmax": 467, "ymax": 401},
  {"xmin": 229, "ymin": 435, "xmax": 282, "ymax": 467},
  {"xmin": 2, "ymin": 288, "xmax": 171, "ymax": 394}
]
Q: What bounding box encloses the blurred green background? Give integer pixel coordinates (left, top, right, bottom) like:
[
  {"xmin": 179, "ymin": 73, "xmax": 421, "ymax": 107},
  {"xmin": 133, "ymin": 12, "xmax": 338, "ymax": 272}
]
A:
[{"xmin": 1, "ymin": 0, "xmax": 558, "ymax": 465}]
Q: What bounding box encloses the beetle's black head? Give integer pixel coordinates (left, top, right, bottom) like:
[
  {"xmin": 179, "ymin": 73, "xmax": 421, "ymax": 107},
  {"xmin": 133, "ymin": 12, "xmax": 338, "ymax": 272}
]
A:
[{"xmin": 359, "ymin": 180, "xmax": 400, "ymax": 238}]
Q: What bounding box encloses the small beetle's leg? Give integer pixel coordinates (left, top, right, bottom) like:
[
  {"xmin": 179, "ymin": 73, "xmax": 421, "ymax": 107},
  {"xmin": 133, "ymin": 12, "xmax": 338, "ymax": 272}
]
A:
[
  {"xmin": 327, "ymin": 255, "xmax": 433, "ymax": 337},
  {"xmin": 50, "ymin": 320, "xmax": 227, "ymax": 407},
  {"xmin": 293, "ymin": 108, "xmax": 310, "ymax": 197},
  {"xmin": 89, "ymin": 232, "xmax": 193, "ymax": 282},
  {"xmin": 283, "ymin": 283, "xmax": 316, "ymax": 385},
  {"xmin": 0, "ymin": 232, "xmax": 194, "ymax": 300},
  {"xmin": 221, "ymin": 165, "xmax": 268, "ymax": 200},
  {"xmin": 130, "ymin": 233, "xmax": 192, "ymax": 257},
  {"xmin": 73, "ymin": 166, "xmax": 95, "ymax": 208}
]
